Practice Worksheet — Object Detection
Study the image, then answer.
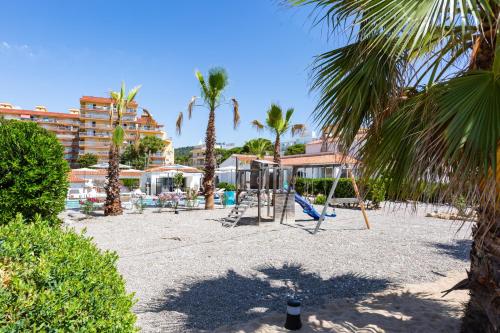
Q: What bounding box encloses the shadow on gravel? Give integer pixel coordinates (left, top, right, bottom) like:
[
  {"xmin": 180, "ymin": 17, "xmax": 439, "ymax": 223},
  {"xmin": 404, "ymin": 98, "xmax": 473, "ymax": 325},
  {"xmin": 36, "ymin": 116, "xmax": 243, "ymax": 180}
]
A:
[
  {"xmin": 430, "ymin": 239, "xmax": 471, "ymax": 261},
  {"xmin": 140, "ymin": 263, "xmax": 391, "ymax": 331}
]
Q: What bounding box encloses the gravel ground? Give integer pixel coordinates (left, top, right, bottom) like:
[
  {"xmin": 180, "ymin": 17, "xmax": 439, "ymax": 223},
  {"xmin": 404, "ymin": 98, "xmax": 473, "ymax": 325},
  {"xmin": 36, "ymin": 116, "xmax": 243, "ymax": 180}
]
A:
[{"xmin": 65, "ymin": 202, "xmax": 472, "ymax": 332}]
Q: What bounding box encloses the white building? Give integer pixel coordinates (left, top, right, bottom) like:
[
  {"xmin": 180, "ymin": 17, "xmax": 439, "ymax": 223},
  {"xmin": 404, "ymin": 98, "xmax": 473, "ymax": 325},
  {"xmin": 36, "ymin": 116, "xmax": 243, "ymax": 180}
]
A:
[{"xmin": 140, "ymin": 164, "xmax": 203, "ymax": 195}]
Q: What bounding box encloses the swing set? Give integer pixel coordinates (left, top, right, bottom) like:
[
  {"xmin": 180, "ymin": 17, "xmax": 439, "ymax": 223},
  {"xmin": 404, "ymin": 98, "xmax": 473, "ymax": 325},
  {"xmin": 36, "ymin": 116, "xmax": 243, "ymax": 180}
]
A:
[{"xmin": 289, "ymin": 163, "xmax": 371, "ymax": 234}]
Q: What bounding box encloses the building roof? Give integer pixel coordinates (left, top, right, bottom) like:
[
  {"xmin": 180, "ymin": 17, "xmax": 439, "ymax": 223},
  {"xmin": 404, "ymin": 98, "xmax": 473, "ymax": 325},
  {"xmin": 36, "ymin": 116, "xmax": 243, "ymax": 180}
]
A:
[
  {"xmin": 69, "ymin": 174, "xmax": 86, "ymax": 183},
  {"xmin": 137, "ymin": 116, "xmax": 164, "ymax": 127},
  {"xmin": 281, "ymin": 152, "xmax": 358, "ymax": 167},
  {"xmin": 0, "ymin": 108, "xmax": 79, "ymax": 119},
  {"xmin": 80, "ymin": 96, "xmax": 138, "ymax": 107},
  {"xmin": 145, "ymin": 164, "xmax": 202, "ymax": 173},
  {"xmin": 232, "ymin": 154, "xmax": 274, "ymax": 164},
  {"xmin": 71, "ymin": 168, "xmax": 143, "ymax": 178}
]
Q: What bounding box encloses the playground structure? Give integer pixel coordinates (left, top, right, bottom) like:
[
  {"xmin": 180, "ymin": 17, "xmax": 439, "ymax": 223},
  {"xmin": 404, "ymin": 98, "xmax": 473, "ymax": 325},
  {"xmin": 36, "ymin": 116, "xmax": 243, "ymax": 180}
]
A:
[
  {"xmin": 224, "ymin": 156, "xmax": 370, "ymax": 232},
  {"xmin": 224, "ymin": 158, "xmax": 295, "ymax": 227}
]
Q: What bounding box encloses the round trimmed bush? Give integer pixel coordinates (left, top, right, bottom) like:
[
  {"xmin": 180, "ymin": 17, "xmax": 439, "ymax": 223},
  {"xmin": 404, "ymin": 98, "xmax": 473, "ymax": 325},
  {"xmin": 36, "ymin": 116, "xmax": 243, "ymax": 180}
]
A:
[
  {"xmin": 0, "ymin": 119, "xmax": 69, "ymax": 225},
  {"xmin": 0, "ymin": 215, "xmax": 137, "ymax": 331}
]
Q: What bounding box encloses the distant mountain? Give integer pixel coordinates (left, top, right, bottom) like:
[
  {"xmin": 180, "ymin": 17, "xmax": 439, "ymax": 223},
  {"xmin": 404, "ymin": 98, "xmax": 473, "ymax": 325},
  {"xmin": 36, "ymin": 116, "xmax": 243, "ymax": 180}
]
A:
[{"xmin": 174, "ymin": 146, "xmax": 194, "ymax": 165}]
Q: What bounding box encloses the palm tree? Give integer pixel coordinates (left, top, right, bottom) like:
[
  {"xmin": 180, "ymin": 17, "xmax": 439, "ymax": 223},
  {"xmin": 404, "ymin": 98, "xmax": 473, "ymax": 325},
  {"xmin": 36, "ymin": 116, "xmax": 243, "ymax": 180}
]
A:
[
  {"xmin": 176, "ymin": 67, "xmax": 239, "ymax": 210},
  {"xmin": 246, "ymin": 138, "xmax": 271, "ymax": 159},
  {"xmin": 293, "ymin": 0, "xmax": 499, "ymax": 330},
  {"xmin": 104, "ymin": 83, "xmax": 140, "ymax": 216},
  {"xmin": 251, "ymin": 104, "xmax": 305, "ymax": 165}
]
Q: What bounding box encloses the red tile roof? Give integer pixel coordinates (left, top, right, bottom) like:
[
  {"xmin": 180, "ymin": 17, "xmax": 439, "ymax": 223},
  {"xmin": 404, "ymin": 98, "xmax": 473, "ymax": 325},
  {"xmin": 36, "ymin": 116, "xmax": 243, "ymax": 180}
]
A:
[
  {"xmin": 71, "ymin": 169, "xmax": 143, "ymax": 178},
  {"xmin": 137, "ymin": 116, "xmax": 164, "ymax": 127},
  {"xmin": 0, "ymin": 108, "xmax": 79, "ymax": 119},
  {"xmin": 80, "ymin": 96, "xmax": 138, "ymax": 107},
  {"xmin": 233, "ymin": 154, "xmax": 274, "ymax": 164},
  {"xmin": 231, "ymin": 153, "xmax": 357, "ymax": 166},
  {"xmin": 69, "ymin": 174, "xmax": 86, "ymax": 183},
  {"xmin": 281, "ymin": 152, "xmax": 358, "ymax": 166},
  {"xmin": 145, "ymin": 166, "xmax": 202, "ymax": 173}
]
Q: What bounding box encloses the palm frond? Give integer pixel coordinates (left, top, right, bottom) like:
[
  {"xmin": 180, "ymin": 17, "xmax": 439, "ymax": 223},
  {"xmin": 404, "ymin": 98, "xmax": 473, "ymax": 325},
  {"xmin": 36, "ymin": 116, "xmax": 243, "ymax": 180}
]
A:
[
  {"xmin": 266, "ymin": 104, "xmax": 285, "ymax": 132},
  {"xmin": 231, "ymin": 98, "xmax": 240, "ymax": 129},
  {"xmin": 292, "ymin": 0, "xmax": 493, "ymax": 60},
  {"xmin": 251, "ymin": 120, "xmax": 264, "ymax": 132},
  {"xmin": 195, "ymin": 70, "xmax": 210, "ymax": 101},
  {"xmin": 291, "ymin": 124, "xmax": 306, "ymax": 137},
  {"xmin": 176, "ymin": 112, "xmax": 184, "ymax": 135},
  {"xmin": 112, "ymin": 125, "xmax": 125, "ymax": 147},
  {"xmin": 311, "ymin": 38, "xmax": 405, "ymax": 151},
  {"xmin": 208, "ymin": 67, "xmax": 229, "ymax": 92},
  {"xmin": 361, "ymin": 70, "xmax": 500, "ymax": 206},
  {"xmin": 187, "ymin": 96, "xmax": 197, "ymax": 119},
  {"xmin": 127, "ymin": 85, "xmax": 141, "ymax": 103}
]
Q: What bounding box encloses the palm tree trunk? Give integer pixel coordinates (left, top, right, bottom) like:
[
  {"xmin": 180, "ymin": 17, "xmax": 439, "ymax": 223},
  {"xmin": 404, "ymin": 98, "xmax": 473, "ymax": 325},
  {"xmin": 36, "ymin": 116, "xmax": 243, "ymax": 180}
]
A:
[
  {"xmin": 461, "ymin": 22, "xmax": 499, "ymax": 332},
  {"xmin": 104, "ymin": 143, "xmax": 123, "ymax": 216},
  {"xmin": 274, "ymin": 134, "xmax": 281, "ymax": 166},
  {"xmin": 461, "ymin": 202, "xmax": 500, "ymax": 333},
  {"xmin": 203, "ymin": 108, "xmax": 216, "ymax": 210}
]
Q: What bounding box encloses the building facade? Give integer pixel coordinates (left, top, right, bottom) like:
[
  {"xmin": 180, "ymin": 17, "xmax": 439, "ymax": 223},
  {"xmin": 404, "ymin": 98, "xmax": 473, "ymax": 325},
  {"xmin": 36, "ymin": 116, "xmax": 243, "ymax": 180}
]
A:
[
  {"xmin": 0, "ymin": 97, "xmax": 174, "ymax": 167},
  {"xmin": 189, "ymin": 142, "xmax": 235, "ymax": 168}
]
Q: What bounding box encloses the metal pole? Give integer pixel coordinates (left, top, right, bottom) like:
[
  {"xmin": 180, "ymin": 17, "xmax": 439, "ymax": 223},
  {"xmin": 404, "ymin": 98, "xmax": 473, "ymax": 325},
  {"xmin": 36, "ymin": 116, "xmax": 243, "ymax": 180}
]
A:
[
  {"xmin": 235, "ymin": 157, "xmax": 239, "ymax": 205},
  {"xmin": 314, "ymin": 166, "xmax": 341, "ymax": 234}
]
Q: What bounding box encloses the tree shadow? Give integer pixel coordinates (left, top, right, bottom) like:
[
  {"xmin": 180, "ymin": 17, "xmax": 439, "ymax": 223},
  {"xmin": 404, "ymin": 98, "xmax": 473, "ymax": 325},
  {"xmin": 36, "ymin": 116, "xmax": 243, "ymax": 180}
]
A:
[
  {"xmin": 430, "ymin": 239, "xmax": 471, "ymax": 261},
  {"xmin": 138, "ymin": 263, "xmax": 391, "ymax": 331}
]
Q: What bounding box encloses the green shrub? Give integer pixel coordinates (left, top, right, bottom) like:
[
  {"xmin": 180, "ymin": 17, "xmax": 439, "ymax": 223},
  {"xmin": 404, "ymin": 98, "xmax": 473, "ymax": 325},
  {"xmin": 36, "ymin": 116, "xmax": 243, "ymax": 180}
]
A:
[
  {"xmin": 0, "ymin": 215, "xmax": 137, "ymax": 331},
  {"xmin": 217, "ymin": 182, "xmax": 236, "ymax": 191},
  {"xmin": 77, "ymin": 153, "xmax": 98, "ymax": 168},
  {"xmin": 313, "ymin": 194, "xmax": 326, "ymax": 205},
  {"xmin": 295, "ymin": 178, "xmax": 355, "ymax": 198},
  {"xmin": 365, "ymin": 178, "xmax": 387, "ymax": 208},
  {"xmin": 122, "ymin": 178, "xmax": 140, "ymax": 189},
  {"xmin": 0, "ymin": 119, "xmax": 69, "ymax": 225}
]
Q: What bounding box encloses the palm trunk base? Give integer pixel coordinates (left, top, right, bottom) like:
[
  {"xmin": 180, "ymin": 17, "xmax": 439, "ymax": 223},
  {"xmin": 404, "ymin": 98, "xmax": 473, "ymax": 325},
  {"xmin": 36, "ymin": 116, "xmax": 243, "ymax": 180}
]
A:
[
  {"xmin": 205, "ymin": 193, "xmax": 215, "ymax": 210},
  {"xmin": 461, "ymin": 210, "xmax": 500, "ymax": 332},
  {"xmin": 461, "ymin": 300, "xmax": 493, "ymax": 333}
]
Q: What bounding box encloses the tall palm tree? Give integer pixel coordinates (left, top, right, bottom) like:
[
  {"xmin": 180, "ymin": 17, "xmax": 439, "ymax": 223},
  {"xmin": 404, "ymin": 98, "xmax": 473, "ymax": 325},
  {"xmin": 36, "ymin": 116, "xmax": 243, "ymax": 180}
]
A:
[
  {"xmin": 293, "ymin": 0, "xmax": 499, "ymax": 330},
  {"xmin": 104, "ymin": 83, "xmax": 140, "ymax": 216},
  {"xmin": 251, "ymin": 104, "xmax": 305, "ymax": 165},
  {"xmin": 176, "ymin": 67, "xmax": 239, "ymax": 209}
]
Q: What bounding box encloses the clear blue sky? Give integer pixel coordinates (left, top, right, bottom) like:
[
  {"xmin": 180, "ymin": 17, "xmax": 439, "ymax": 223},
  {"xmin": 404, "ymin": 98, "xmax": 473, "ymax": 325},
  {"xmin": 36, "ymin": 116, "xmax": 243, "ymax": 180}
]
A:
[{"xmin": 0, "ymin": 0, "xmax": 339, "ymax": 147}]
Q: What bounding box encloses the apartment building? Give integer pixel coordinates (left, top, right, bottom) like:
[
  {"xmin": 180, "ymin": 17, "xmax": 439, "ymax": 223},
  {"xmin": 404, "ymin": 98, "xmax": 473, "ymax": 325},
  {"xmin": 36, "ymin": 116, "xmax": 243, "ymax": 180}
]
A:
[
  {"xmin": 0, "ymin": 97, "xmax": 174, "ymax": 167},
  {"xmin": 190, "ymin": 142, "xmax": 235, "ymax": 168},
  {"xmin": 0, "ymin": 103, "xmax": 81, "ymax": 165},
  {"xmin": 79, "ymin": 96, "xmax": 174, "ymax": 166}
]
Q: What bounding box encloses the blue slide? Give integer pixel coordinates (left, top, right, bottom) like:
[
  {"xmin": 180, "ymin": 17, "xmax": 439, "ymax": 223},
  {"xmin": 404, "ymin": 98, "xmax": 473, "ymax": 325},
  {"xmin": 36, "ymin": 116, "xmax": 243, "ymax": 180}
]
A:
[{"xmin": 294, "ymin": 193, "xmax": 336, "ymax": 220}]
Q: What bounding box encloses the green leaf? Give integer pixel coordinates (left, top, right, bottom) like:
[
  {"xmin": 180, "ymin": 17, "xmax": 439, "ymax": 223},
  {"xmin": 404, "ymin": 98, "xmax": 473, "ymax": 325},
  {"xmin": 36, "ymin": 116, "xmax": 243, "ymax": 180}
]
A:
[
  {"xmin": 493, "ymin": 41, "xmax": 500, "ymax": 78},
  {"xmin": 112, "ymin": 125, "xmax": 125, "ymax": 146}
]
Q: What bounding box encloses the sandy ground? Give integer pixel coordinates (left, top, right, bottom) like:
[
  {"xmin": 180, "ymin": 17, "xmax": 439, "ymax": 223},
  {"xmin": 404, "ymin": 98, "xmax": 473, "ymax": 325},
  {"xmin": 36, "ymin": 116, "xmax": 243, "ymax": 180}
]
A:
[
  {"xmin": 64, "ymin": 202, "xmax": 472, "ymax": 332},
  {"xmin": 212, "ymin": 271, "xmax": 468, "ymax": 333}
]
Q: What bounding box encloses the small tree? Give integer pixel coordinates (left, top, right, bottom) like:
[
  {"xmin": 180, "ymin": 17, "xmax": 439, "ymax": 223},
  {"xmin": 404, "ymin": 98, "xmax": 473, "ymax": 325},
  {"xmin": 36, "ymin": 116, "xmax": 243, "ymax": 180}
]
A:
[
  {"xmin": 120, "ymin": 145, "xmax": 146, "ymax": 170},
  {"xmin": 173, "ymin": 173, "xmax": 184, "ymax": 190},
  {"xmin": 251, "ymin": 104, "xmax": 305, "ymax": 165},
  {"xmin": 140, "ymin": 135, "xmax": 165, "ymax": 169},
  {"xmin": 77, "ymin": 153, "xmax": 98, "ymax": 168},
  {"xmin": 0, "ymin": 119, "xmax": 69, "ymax": 225},
  {"xmin": 285, "ymin": 143, "xmax": 305, "ymax": 156}
]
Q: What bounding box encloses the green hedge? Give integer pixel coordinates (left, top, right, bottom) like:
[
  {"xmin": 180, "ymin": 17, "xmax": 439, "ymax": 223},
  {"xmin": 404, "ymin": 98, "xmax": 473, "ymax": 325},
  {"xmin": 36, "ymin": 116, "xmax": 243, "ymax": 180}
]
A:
[
  {"xmin": 295, "ymin": 177, "xmax": 387, "ymax": 203},
  {"xmin": 0, "ymin": 119, "xmax": 69, "ymax": 225},
  {"xmin": 296, "ymin": 177, "xmax": 452, "ymax": 204},
  {"xmin": 295, "ymin": 178, "xmax": 356, "ymax": 198},
  {"xmin": 0, "ymin": 215, "xmax": 137, "ymax": 331},
  {"xmin": 217, "ymin": 182, "xmax": 236, "ymax": 191}
]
